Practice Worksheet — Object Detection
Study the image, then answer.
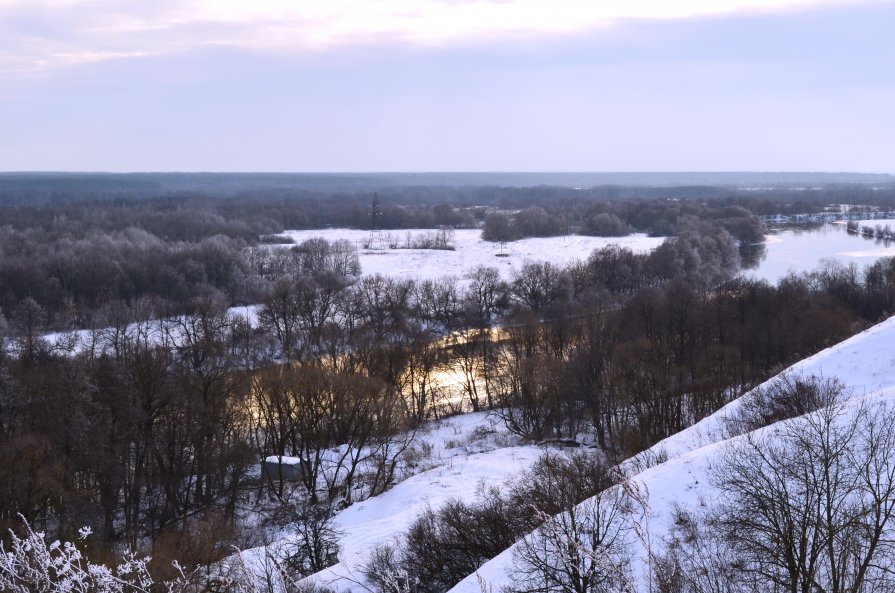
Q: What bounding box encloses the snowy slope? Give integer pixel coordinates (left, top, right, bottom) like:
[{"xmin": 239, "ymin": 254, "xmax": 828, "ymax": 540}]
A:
[
  {"xmin": 622, "ymin": 313, "xmax": 895, "ymax": 468},
  {"xmin": 305, "ymin": 444, "xmax": 544, "ymax": 591},
  {"xmin": 236, "ymin": 413, "xmax": 546, "ymax": 592},
  {"xmin": 449, "ymin": 314, "xmax": 895, "ymax": 593}
]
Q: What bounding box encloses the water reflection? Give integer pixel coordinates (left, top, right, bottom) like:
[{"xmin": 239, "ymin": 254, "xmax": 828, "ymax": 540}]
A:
[
  {"xmin": 742, "ymin": 221, "xmax": 895, "ymax": 284},
  {"xmin": 739, "ymin": 242, "xmax": 766, "ymax": 270}
]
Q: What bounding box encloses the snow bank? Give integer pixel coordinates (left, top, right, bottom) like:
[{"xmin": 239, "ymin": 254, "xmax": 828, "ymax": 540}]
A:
[
  {"xmin": 306, "ymin": 444, "xmax": 544, "ymax": 591},
  {"xmin": 264, "ymin": 456, "xmax": 302, "ymax": 466}
]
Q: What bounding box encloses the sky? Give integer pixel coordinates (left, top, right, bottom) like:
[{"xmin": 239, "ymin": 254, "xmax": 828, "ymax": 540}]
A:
[{"xmin": 0, "ymin": 0, "xmax": 892, "ymax": 172}]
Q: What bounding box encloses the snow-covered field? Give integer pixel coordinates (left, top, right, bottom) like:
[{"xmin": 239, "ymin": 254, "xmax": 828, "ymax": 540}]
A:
[
  {"xmin": 450, "ymin": 314, "xmax": 895, "ymax": 592},
  {"xmin": 279, "ymin": 228, "xmax": 665, "ymax": 282}
]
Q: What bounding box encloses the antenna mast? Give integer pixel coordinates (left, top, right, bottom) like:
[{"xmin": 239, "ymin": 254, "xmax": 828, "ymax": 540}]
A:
[{"xmin": 367, "ymin": 192, "xmax": 385, "ymax": 250}]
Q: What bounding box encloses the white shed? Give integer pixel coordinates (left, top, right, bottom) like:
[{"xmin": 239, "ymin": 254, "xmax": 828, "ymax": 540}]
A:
[{"xmin": 262, "ymin": 455, "xmax": 302, "ymax": 481}]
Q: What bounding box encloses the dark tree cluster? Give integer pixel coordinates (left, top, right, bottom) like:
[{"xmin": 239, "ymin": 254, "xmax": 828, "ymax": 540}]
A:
[
  {"xmin": 0, "ymin": 287, "xmax": 419, "ymax": 576},
  {"xmin": 0, "ymin": 228, "xmax": 366, "ymax": 330},
  {"xmin": 613, "ymin": 200, "xmax": 765, "ymax": 242},
  {"xmin": 480, "ymin": 199, "xmax": 764, "ymax": 243},
  {"xmin": 0, "ymin": 227, "xmax": 252, "ymax": 328},
  {"xmin": 0, "ymin": 294, "xmax": 253, "ymax": 562},
  {"xmin": 489, "ymin": 250, "xmax": 894, "ymax": 454}
]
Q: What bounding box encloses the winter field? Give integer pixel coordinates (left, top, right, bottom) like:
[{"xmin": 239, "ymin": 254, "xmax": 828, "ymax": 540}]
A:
[{"xmin": 277, "ymin": 228, "xmax": 665, "ymax": 282}]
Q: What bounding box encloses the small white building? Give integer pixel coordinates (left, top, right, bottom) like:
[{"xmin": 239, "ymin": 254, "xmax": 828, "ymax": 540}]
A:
[{"xmin": 262, "ymin": 455, "xmax": 302, "ymax": 481}]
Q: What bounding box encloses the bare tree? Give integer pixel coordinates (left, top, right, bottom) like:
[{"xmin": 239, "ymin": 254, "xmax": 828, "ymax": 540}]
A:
[
  {"xmin": 707, "ymin": 394, "xmax": 895, "ymax": 593},
  {"xmin": 510, "ymin": 262, "xmax": 573, "ymax": 317},
  {"xmin": 259, "ymin": 278, "xmax": 304, "ymax": 359},
  {"xmin": 481, "ymin": 212, "xmax": 517, "ymax": 250},
  {"xmin": 510, "ymin": 476, "xmax": 636, "ymax": 593}
]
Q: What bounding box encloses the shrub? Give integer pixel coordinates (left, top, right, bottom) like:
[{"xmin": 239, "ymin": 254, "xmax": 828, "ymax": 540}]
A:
[{"xmin": 727, "ymin": 372, "xmax": 846, "ymax": 435}]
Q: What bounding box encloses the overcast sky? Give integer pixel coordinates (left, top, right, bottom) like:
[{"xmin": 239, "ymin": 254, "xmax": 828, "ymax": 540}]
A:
[{"xmin": 0, "ymin": 0, "xmax": 892, "ymax": 172}]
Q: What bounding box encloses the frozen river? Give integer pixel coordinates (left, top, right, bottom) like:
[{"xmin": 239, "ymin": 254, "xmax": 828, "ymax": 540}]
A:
[{"xmin": 742, "ymin": 220, "xmax": 895, "ymax": 284}]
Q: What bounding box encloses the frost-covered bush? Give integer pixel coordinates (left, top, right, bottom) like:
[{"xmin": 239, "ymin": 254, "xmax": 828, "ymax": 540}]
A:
[
  {"xmin": 0, "ymin": 517, "xmax": 284, "ymax": 593},
  {"xmin": 0, "ymin": 519, "xmax": 186, "ymax": 593}
]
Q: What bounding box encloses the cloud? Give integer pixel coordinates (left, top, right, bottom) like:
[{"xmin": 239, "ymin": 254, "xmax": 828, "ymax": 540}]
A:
[
  {"xmin": 0, "ymin": 0, "xmax": 860, "ymax": 73},
  {"xmin": 2, "ymin": 1, "xmax": 892, "ymax": 172}
]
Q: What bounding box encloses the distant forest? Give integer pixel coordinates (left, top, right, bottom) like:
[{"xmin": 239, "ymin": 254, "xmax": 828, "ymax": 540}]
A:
[{"xmin": 2, "ymin": 173, "xmax": 894, "ymax": 329}]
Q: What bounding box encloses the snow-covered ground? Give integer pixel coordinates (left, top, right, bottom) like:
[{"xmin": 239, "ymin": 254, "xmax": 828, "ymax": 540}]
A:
[
  {"xmin": 450, "ymin": 314, "xmax": 895, "ymax": 592},
  {"xmin": 279, "ymin": 228, "xmax": 665, "ymax": 282},
  {"xmin": 37, "ymin": 305, "xmax": 262, "ymax": 356},
  {"xmin": 236, "ymin": 412, "xmax": 546, "ymax": 591}
]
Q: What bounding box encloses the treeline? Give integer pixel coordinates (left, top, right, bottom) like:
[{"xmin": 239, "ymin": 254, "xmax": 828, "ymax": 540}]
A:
[
  {"xmin": 0, "ymin": 182, "xmax": 770, "ymax": 241},
  {"xmin": 0, "ymin": 229, "xmax": 252, "ymax": 328},
  {"xmin": 3, "ymin": 176, "xmax": 892, "ymax": 235},
  {"xmin": 481, "ymin": 202, "xmax": 764, "ymax": 243},
  {"xmin": 846, "ymin": 219, "xmax": 895, "ymax": 241},
  {"xmin": 717, "ymin": 184, "xmax": 895, "ymax": 215},
  {"xmin": 1, "ymin": 187, "xmax": 766, "ymax": 241},
  {"xmin": 0, "ymin": 230, "xmax": 364, "ymax": 329},
  {"xmin": 0, "ymin": 191, "xmax": 766, "ymax": 328}
]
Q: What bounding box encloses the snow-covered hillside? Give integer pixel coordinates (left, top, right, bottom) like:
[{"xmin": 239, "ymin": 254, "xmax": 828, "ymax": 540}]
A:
[
  {"xmin": 449, "ymin": 315, "xmax": 895, "ymax": 592},
  {"xmin": 232, "ymin": 315, "xmax": 895, "ymax": 593},
  {"xmin": 236, "ymin": 413, "xmax": 546, "ymax": 592}
]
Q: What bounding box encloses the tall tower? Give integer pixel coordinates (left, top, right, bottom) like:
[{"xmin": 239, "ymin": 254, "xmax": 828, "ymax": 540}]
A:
[{"xmin": 367, "ymin": 193, "xmax": 385, "ymax": 250}]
